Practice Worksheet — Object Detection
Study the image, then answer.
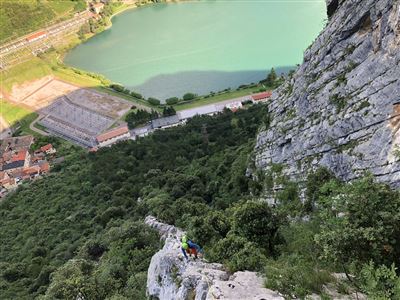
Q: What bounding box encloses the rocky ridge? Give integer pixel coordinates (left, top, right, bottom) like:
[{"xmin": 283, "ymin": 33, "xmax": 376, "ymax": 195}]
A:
[
  {"xmin": 145, "ymin": 216, "xmax": 364, "ymax": 300},
  {"xmin": 145, "ymin": 216, "xmax": 284, "ymax": 300},
  {"xmin": 254, "ymin": 0, "xmax": 400, "ymax": 186}
]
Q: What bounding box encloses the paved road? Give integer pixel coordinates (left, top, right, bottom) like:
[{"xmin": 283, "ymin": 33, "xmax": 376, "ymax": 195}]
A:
[{"xmin": 29, "ymin": 115, "xmax": 49, "ymax": 136}]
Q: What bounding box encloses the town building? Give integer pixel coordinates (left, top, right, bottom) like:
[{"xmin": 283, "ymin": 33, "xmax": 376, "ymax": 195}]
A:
[
  {"xmin": 1, "ymin": 149, "xmax": 30, "ymax": 172},
  {"xmin": 151, "ymin": 115, "xmax": 181, "ymax": 130},
  {"xmin": 0, "ymin": 171, "xmax": 16, "ymax": 190},
  {"xmin": 0, "ymin": 135, "xmax": 54, "ymax": 196},
  {"xmin": 216, "ymin": 101, "xmax": 243, "ymax": 112},
  {"xmin": 131, "ymin": 125, "xmax": 152, "ymax": 139},
  {"xmin": 251, "ymin": 91, "xmax": 272, "ymax": 103},
  {"xmin": 40, "ymin": 143, "xmax": 56, "ymax": 155},
  {"xmin": 91, "ymin": 2, "xmax": 105, "ymax": 14},
  {"xmin": 0, "ymin": 135, "xmax": 34, "ymax": 154},
  {"xmin": 96, "ymin": 126, "xmax": 130, "ymax": 147},
  {"xmin": 26, "ymin": 31, "xmax": 47, "ymax": 43}
]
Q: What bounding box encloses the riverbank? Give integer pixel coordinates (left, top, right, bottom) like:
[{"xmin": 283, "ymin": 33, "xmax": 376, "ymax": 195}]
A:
[{"xmin": 1, "ymin": 0, "xmax": 282, "ymax": 136}]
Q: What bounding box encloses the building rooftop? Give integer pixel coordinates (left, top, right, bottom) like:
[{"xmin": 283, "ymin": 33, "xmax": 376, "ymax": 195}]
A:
[
  {"xmin": 40, "ymin": 144, "xmax": 53, "ymax": 152},
  {"xmin": 11, "ymin": 149, "xmax": 28, "ymax": 162},
  {"xmin": 23, "ymin": 166, "xmax": 41, "ymax": 176},
  {"xmin": 26, "ymin": 31, "xmax": 47, "ymax": 41},
  {"xmin": 96, "ymin": 126, "xmax": 129, "ymax": 143},
  {"xmin": 0, "ymin": 135, "xmax": 34, "ymax": 155},
  {"xmin": 251, "ymin": 91, "xmax": 272, "ymax": 101},
  {"xmin": 151, "ymin": 115, "xmax": 180, "ymax": 129},
  {"xmin": 93, "ymin": 3, "xmax": 105, "ymax": 8},
  {"xmin": 2, "ymin": 160, "xmax": 25, "ymax": 171},
  {"xmin": 39, "ymin": 161, "xmax": 50, "ymax": 173}
]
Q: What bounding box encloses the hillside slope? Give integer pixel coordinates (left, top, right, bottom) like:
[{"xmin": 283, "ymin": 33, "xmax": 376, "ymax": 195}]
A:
[
  {"xmin": 255, "ymin": 0, "xmax": 400, "ymax": 186},
  {"xmin": 0, "ymin": 0, "xmax": 86, "ymax": 42}
]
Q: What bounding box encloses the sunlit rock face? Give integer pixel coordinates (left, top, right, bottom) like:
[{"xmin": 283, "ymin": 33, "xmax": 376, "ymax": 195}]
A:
[
  {"xmin": 145, "ymin": 216, "xmax": 284, "ymax": 300},
  {"xmin": 255, "ymin": 0, "xmax": 400, "ymax": 186}
]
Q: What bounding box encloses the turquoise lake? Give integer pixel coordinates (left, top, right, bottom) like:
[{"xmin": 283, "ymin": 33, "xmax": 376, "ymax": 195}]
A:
[{"xmin": 65, "ymin": 0, "xmax": 327, "ymax": 99}]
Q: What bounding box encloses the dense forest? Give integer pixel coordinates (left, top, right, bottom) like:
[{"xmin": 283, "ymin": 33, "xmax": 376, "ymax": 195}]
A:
[{"xmin": 1, "ymin": 105, "xmax": 400, "ymax": 299}]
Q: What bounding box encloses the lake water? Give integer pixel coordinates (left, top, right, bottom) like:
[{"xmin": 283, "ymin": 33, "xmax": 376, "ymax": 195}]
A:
[{"xmin": 65, "ymin": 0, "xmax": 326, "ymax": 100}]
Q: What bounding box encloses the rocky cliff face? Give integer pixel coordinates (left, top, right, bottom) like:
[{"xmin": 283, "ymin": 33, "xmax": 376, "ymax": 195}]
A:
[
  {"xmin": 255, "ymin": 0, "xmax": 400, "ymax": 186},
  {"xmin": 145, "ymin": 216, "xmax": 366, "ymax": 300},
  {"xmin": 145, "ymin": 216, "xmax": 284, "ymax": 300}
]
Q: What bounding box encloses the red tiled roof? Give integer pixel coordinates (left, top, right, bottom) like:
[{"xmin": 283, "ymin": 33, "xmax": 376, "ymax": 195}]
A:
[
  {"xmin": 40, "ymin": 144, "xmax": 53, "ymax": 152},
  {"xmin": 26, "ymin": 31, "xmax": 47, "ymax": 42},
  {"xmin": 39, "ymin": 162, "xmax": 50, "ymax": 173},
  {"xmin": 23, "ymin": 166, "xmax": 40, "ymax": 176},
  {"xmin": 96, "ymin": 126, "xmax": 129, "ymax": 143},
  {"xmin": 0, "ymin": 171, "xmax": 9, "ymax": 181},
  {"xmin": 252, "ymin": 91, "xmax": 272, "ymax": 101},
  {"xmin": 11, "ymin": 150, "xmax": 27, "ymax": 162}
]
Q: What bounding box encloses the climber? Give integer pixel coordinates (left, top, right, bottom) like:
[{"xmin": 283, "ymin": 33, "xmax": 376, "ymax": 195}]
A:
[{"xmin": 181, "ymin": 235, "xmax": 202, "ymax": 260}]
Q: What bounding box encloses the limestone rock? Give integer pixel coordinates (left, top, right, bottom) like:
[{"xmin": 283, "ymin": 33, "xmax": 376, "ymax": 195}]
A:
[
  {"xmin": 145, "ymin": 216, "xmax": 284, "ymax": 300},
  {"xmin": 254, "ymin": 0, "xmax": 400, "ymax": 187}
]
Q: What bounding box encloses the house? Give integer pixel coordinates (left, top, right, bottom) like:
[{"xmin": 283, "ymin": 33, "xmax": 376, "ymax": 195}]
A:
[
  {"xmin": 0, "ymin": 171, "xmax": 11, "ymax": 186},
  {"xmin": 216, "ymin": 101, "xmax": 243, "ymax": 112},
  {"xmin": 26, "ymin": 31, "xmax": 47, "ymax": 43},
  {"xmin": 92, "ymin": 2, "xmax": 105, "ymax": 14},
  {"xmin": 96, "ymin": 126, "xmax": 130, "ymax": 147},
  {"xmin": 0, "ymin": 171, "xmax": 18, "ymax": 190},
  {"xmin": 131, "ymin": 125, "xmax": 152, "ymax": 139},
  {"xmin": 0, "ymin": 135, "xmax": 34, "ymax": 154},
  {"xmin": 40, "ymin": 144, "xmax": 56, "ymax": 155},
  {"xmin": 251, "ymin": 91, "xmax": 272, "ymax": 103},
  {"xmin": 1, "ymin": 149, "xmax": 30, "ymax": 172},
  {"xmin": 39, "ymin": 161, "xmax": 50, "ymax": 174},
  {"xmin": 22, "ymin": 165, "xmax": 41, "ymax": 178},
  {"xmin": 151, "ymin": 115, "xmax": 181, "ymax": 130}
]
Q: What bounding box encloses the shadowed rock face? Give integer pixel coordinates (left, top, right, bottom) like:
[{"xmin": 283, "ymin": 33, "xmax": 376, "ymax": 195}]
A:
[
  {"xmin": 254, "ymin": 0, "xmax": 400, "ymax": 186},
  {"xmin": 145, "ymin": 216, "xmax": 284, "ymax": 300}
]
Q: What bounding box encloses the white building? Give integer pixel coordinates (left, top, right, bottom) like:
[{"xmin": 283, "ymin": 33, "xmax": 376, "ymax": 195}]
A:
[{"xmin": 96, "ymin": 126, "xmax": 130, "ymax": 147}]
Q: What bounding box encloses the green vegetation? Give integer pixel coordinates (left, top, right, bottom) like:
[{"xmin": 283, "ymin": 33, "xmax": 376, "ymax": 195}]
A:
[
  {"xmin": 0, "ymin": 104, "xmax": 399, "ymax": 299},
  {"xmin": 329, "ymin": 93, "xmax": 347, "ymax": 113},
  {"xmin": 182, "ymin": 93, "xmax": 197, "ymax": 101},
  {"xmin": 162, "ymin": 106, "xmax": 176, "ymax": 117},
  {"xmin": 0, "ymin": 105, "xmax": 269, "ymax": 299},
  {"xmin": 0, "ymin": 100, "xmax": 39, "ymax": 136},
  {"xmin": 0, "ymin": 0, "xmax": 86, "ymax": 42},
  {"xmin": 125, "ymin": 109, "xmax": 158, "ymax": 129}
]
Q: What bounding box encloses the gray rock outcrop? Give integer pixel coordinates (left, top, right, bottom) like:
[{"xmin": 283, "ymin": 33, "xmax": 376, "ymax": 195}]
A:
[
  {"xmin": 145, "ymin": 216, "xmax": 284, "ymax": 300},
  {"xmin": 254, "ymin": 0, "xmax": 400, "ymax": 186}
]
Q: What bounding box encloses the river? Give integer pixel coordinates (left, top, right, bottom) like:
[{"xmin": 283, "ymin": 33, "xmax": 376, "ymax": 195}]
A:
[{"xmin": 64, "ymin": 0, "xmax": 326, "ymax": 100}]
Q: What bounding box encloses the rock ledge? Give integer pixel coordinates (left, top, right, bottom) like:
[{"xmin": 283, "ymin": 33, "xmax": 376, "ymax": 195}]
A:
[{"xmin": 145, "ymin": 215, "xmax": 284, "ymax": 300}]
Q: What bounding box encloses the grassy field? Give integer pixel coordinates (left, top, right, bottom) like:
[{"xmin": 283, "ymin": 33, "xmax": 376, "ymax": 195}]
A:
[
  {"xmin": 173, "ymin": 85, "xmax": 268, "ymax": 111},
  {"xmin": 0, "ymin": 0, "xmax": 86, "ymax": 43},
  {"xmin": 1, "ymin": 57, "xmax": 53, "ymax": 92},
  {"xmin": 0, "ymin": 99, "xmax": 39, "ymax": 136}
]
